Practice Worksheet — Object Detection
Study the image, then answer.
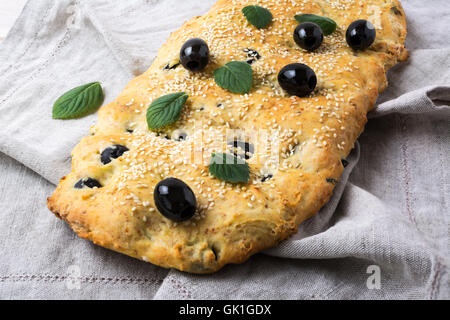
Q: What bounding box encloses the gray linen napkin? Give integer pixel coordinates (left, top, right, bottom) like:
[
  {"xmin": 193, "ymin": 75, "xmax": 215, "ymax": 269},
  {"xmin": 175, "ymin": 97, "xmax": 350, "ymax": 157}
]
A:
[{"xmin": 0, "ymin": 0, "xmax": 448, "ymax": 299}]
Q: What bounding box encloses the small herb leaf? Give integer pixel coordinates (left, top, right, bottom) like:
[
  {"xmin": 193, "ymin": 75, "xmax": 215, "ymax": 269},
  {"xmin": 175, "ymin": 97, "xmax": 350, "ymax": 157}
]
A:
[
  {"xmin": 146, "ymin": 92, "xmax": 189, "ymax": 130},
  {"xmin": 242, "ymin": 5, "xmax": 273, "ymax": 29},
  {"xmin": 214, "ymin": 61, "xmax": 253, "ymax": 94},
  {"xmin": 209, "ymin": 153, "xmax": 250, "ymax": 183},
  {"xmin": 52, "ymin": 82, "xmax": 104, "ymax": 120},
  {"xmin": 295, "ymin": 14, "xmax": 337, "ymax": 36}
]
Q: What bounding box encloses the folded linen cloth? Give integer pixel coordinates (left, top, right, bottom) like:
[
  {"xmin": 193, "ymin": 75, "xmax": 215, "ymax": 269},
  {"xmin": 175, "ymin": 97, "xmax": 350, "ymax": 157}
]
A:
[{"xmin": 0, "ymin": 0, "xmax": 448, "ymax": 299}]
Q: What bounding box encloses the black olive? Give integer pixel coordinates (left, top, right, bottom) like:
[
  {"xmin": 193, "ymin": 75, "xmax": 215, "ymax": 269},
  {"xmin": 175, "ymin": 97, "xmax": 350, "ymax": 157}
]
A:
[
  {"xmin": 180, "ymin": 38, "xmax": 210, "ymax": 72},
  {"xmin": 101, "ymin": 145, "xmax": 129, "ymax": 165},
  {"xmin": 278, "ymin": 63, "xmax": 317, "ymax": 97},
  {"xmin": 346, "ymin": 20, "xmax": 376, "ymax": 50},
  {"xmin": 293, "ymin": 22, "xmax": 324, "ymax": 51},
  {"xmin": 154, "ymin": 178, "xmax": 197, "ymax": 222},
  {"xmin": 75, "ymin": 178, "xmax": 102, "ymax": 189},
  {"xmin": 261, "ymin": 174, "xmax": 273, "ymax": 182}
]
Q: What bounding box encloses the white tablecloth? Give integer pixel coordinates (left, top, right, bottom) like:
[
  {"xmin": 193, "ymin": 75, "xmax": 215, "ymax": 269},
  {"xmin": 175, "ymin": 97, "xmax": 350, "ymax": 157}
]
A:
[{"xmin": 0, "ymin": 1, "xmax": 27, "ymax": 41}]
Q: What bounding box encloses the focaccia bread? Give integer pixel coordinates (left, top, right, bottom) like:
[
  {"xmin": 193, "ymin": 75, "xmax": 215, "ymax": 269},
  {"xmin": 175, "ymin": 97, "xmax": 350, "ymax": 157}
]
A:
[{"xmin": 48, "ymin": 0, "xmax": 408, "ymax": 273}]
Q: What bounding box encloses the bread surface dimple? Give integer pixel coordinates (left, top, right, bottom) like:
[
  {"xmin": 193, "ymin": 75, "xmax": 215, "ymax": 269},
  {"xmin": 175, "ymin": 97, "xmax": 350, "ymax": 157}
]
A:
[{"xmin": 48, "ymin": 0, "xmax": 408, "ymax": 273}]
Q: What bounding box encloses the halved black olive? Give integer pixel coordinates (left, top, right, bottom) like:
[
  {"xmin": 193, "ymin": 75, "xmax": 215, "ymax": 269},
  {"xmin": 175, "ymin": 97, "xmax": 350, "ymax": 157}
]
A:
[
  {"xmin": 261, "ymin": 174, "xmax": 273, "ymax": 182},
  {"xmin": 75, "ymin": 178, "xmax": 102, "ymax": 189},
  {"xmin": 101, "ymin": 145, "xmax": 129, "ymax": 165},
  {"xmin": 326, "ymin": 178, "xmax": 338, "ymax": 185}
]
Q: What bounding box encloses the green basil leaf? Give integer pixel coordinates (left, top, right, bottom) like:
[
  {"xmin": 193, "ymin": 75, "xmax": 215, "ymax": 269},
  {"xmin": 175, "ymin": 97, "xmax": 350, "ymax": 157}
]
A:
[
  {"xmin": 295, "ymin": 14, "xmax": 337, "ymax": 36},
  {"xmin": 213, "ymin": 61, "xmax": 253, "ymax": 94},
  {"xmin": 242, "ymin": 5, "xmax": 273, "ymax": 29},
  {"xmin": 52, "ymin": 82, "xmax": 104, "ymax": 120},
  {"xmin": 146, "ymin": 92, "xmax": 188, "ymax": 130},
  {"xmin": 209, "ymin": 153, "xmax": 250, "ymax": 184}
]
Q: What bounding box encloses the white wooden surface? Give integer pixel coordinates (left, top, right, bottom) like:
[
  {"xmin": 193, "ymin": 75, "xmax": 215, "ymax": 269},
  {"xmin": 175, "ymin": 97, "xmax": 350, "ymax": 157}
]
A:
[{"xmin": 0, "ymin": 0, "xmax": 27, "ymax": 41}]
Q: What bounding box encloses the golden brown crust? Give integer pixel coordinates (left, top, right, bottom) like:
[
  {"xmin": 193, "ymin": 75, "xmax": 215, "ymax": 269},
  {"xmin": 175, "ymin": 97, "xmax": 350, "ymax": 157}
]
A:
[{"xmin": 48, "ymin": 0, "xmax": 408, "ymax": 273}]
